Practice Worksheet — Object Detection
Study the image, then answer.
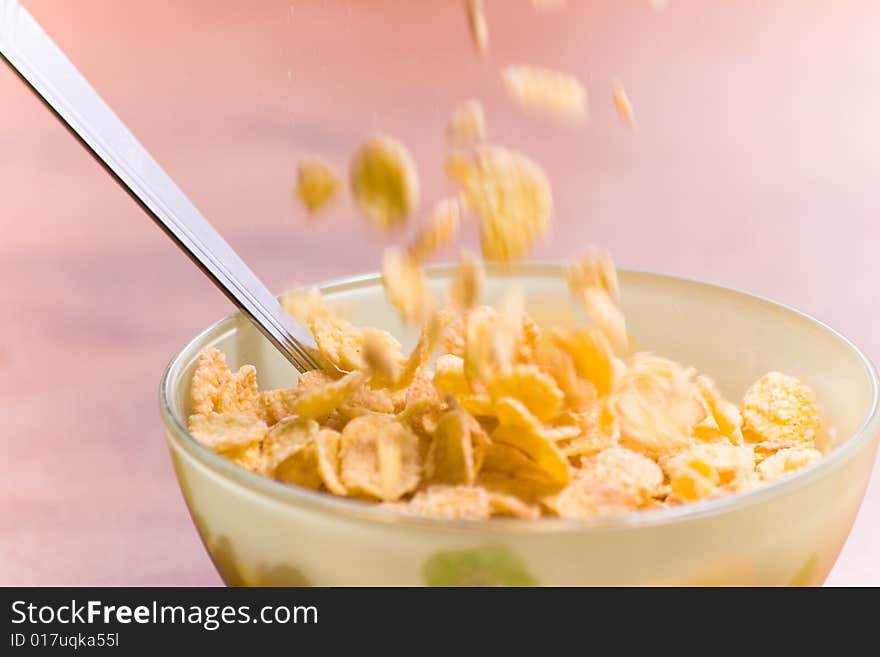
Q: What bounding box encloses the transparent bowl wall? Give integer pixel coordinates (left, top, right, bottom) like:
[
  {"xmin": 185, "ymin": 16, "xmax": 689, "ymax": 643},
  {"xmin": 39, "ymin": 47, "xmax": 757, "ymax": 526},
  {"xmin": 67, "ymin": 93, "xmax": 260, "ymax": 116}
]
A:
[{"xmin": 161, "ymin": 265, "xmax": 879, "ymax": 585}]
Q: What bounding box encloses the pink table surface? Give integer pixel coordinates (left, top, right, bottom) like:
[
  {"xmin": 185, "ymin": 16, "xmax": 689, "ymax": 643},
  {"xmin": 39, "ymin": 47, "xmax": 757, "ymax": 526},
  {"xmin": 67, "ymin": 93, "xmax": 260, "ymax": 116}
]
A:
[{"xmin": 1, "ymin": 0, "xmax": 878, "ymax": 585}]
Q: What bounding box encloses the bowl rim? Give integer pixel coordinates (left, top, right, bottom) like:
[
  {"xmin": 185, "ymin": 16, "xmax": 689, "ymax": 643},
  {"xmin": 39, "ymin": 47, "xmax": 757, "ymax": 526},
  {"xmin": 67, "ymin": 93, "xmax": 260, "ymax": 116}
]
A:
[{"xmin": 160, "ymin": 263, "xmax": 880, "ymax": 534}]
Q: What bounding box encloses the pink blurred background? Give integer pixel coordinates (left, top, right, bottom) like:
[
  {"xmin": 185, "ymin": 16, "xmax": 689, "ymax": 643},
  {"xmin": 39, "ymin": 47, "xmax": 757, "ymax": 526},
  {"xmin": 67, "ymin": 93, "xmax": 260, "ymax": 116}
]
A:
[{"xmin": 1, "ymin": 0, "xmax": 878, "ymax": 585}]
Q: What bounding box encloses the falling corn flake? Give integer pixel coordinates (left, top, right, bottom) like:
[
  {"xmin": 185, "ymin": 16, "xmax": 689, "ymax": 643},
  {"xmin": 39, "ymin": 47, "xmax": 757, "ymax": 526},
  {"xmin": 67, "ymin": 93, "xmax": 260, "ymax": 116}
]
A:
[
  {"xmin": 464, "ymin": 0, "xmax": 489, "ymax": 55},
  {"xmin": 447, "ymin": 100, "xmax": 487, "ymax": 145},
  {"xmin": 447, "ymin": 251, "xmax": 485, "ymax": 313},
  {"xmin": 565, "ymin": 246, "xmax": 620, "ymax": 301},
  {"xmin": 406, "ymin": 198, "xmax": 461, "ymax": 262},
  {"xmin": 612, "ymin": 79, "xmax": 636, "ymax": 129},
  {"xmin": 382, "ymin": 248, "xmax": 433, "ymax": 325},
  {"xmin": 361, "ymin": 327, "xmax": 403, "ymax": 383},
  {"xmin": 455, "ymin": 146, "xmax": 553, "ymax": 262},
  {"xmin": 350, "ymin": 134, "xmax": 419, "ymax": 230},
  {"xmin": 502, "ymin": 66, "xmax": 587, "ymax": 122},
  {"xmin": 295, "ymin": 156, "xmax": 340, "ymax": 214}
]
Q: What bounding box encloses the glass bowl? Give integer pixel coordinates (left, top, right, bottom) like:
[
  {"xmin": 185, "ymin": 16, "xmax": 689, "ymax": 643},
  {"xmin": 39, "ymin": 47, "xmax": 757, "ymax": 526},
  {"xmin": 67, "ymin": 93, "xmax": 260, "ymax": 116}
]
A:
[{"xmin": 160, "ymin": 264, "xmax": 879, "ymax": 586}]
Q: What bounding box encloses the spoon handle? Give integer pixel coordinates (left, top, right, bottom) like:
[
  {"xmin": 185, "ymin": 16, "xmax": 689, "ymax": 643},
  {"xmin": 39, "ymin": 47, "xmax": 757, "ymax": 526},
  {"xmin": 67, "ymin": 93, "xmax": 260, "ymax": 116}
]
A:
[{"xmin": 0, "ymin": 0, "xmax": 321, "ymax": 373}]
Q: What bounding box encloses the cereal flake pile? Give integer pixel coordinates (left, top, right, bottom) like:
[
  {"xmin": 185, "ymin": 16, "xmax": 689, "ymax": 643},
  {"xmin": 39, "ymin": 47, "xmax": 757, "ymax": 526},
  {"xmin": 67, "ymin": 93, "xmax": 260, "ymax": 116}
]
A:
[
  {"xmin": 188, "ymin": 1, "xmax": 831, "ymax": 520},
  {"xmin": 188, "ymin": 250, "xmax": 830, "ymax": 520}
]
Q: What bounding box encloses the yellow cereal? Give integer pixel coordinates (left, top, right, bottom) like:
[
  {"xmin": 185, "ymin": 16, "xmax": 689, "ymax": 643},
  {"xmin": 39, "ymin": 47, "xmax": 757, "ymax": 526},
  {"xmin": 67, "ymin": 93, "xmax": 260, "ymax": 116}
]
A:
[
  {"xmin": 190, "ymin": 348, "xmax": 260, "ymax": 417},
  {"xmin": 262, "ymin": 416, "xmax": 319, "ymax": 475},
  {"xmin": 190, "ymin": 236, "xmax": 834, "ymax": 521},
  {"xmin": 537, "ymin": 343, "xmax": 596, "ymax": 412},
  {"xmin": 579, "ymin": 287, "xmax": 627, "ymax": 351},
  {"xmin": 406, "ymin": 485, "xmax": 490, "ymax": 519},
  {"xmin": 491, "ymin": 422, "xmax": 570, "ymax": 486},
  {"xmin": 565, "ymin": 246, "xmax": 620, "ymax": 301},
  {"xmin": 741, "ymin": 372, "xmax": 820, "ymax": 446},
  {"xmin": 456, "ymin": 146, "xmax": 553, "ymax": 262},
  {"xmin": 695, "ymin": 375, "xmax": 743, "ymax": 444},
  {"xmin": 361, "ymin": 327, "xmax": 403, "ymax": 383},
  {"xmin": 275, "ymin": 440, "xmax": 323, "ymax": 490},
  {"xmin": 188, "ymin": 413, "xmax": 268, "ymax": 453},
  {"xmin": 551, "ymin": 327, "xmax": 618, "ymax": 396},
  {"xmin": 660, "ymin": 443, "xmax": 754, "ymax": 502},
  {"xmin": 447, "ymin": 100, "xmax": 487, "ymax": 144},
  {"xmin": 312, "ymin": 428, "xmax": 347, "ymax": 493},
  {"xmin": 502, "ymin": 66, "xmax": 587, "ymax": 122},
  {"xmin": 350, "ymin": 134, "xmax": 419, "ymax": 230},
  {"xmin": 433, "ymin": 354, "xmax": 471, "ymax": 397},
  {"xmin": 479, "ymin": 443, "xmax": 568, "ymax": 500},
  {"xmin": 295, "ymin": 156, "xmax": 340, "ymax": 214},
  {"xmin": 190, "ymin": 348, "xmax": 230, "ymax": 416},
  {"xmin": 382, "ymin": 247, "xmax": 432, "ymax": 324},
  {"xmin": 294, "ymin": 371, "xmax": 368, "ymax": 420},
  {"xmin": 398, "ymin": 309, "xmax": 455, "ymax": 388},
  {"xmin": 488, "ymin": 365, "xmax": 565, "ymax": 422},
  {"xmin": 757, "ymin": 446, "xmax": 822, "ymax": 483},
  {"xmin": 259, "ymin": 387, "xmax": 300, "ymax": 426},
  {"xmin": 339, "ymin": 414, "xmax": 422, "ymax": 501},
  {"xmin": 443, "ymin": 314, "xmax": 466, "ymax": 358},
  {"xmin": 614, "ymin": 354, "xmax": 703, "ymax": 457},
  {"xmin": 611, "ymin": 79, "xmax": 636, "ymax": 129},
  {"xmin": 426, "ymin": 408, "xmax": 477, "ymax": 485},
  {"xmin": 309, "ymin": 314, "xmax": 365, "ymax": 371},
  {"xmin": 223, "ymin": 441, "xmax": 265, "ymax": 473},
  {"xmin": 445, "ymin": 149, "xmax": 475, "ymax": 187},
  {"xmin": 463, "ymin": 305, "xmax": 497, "ymax": 386},
  {"xmin": 406, "ymin": 198, "xmax": 460, "ymax": 262},
  {"xmin": 558, "ymin": 402, "xmax": 619, "ymax": 459},
  {"xmin": 464, "ymin": 0, "xmax": 488, "ymax": 55},
  {"xmin": 545, "ymin": 447, "xmax": 662, "ymax": 517},
  {"xmin": 280, "ymin": 287, "xmax": 329, "ymax": 326}
]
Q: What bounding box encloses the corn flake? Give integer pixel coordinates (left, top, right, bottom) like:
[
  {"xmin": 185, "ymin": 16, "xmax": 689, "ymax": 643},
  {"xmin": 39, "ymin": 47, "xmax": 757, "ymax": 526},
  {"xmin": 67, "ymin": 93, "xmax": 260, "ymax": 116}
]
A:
[
  {"xmin": 456, "ymin": 146, "xmax": 553, "ymax": 262},
  {"xmin": 545, "ymin": 447, "xmax": 662, "ymax": 517},
  {"xmin": 426, "ymin": 408, "xmax": 477, "ymax": 485},
  {"xmin": 188, "ymin": 413, "xmax": 268, "ymax": 453},
  {"xmin": 488, "ymin": 365, "xmax": 564, "ymax": 422},
  {"xmin": 406, "ymin": 198, "xmax": 460, "ymax": 262},
  {"xmin": 382, "ymin": 247, "xmax": 432, "ymax": 324},
  {"xmin": 350, "ymin": 134, "xmax": 419, "ymax": 230},
  {"xmin": 757, "ymin": 446, "xmax": 822, "ymax": 483},
  {"xmin": 447, "ymin": 100, "xmax": 487, "ymax": 145},
  {"xmin": 742, "ymin": 372, "xmax": 820, "ymax": 446},
  {"xmin": 502, "ymin": 66, "xmax": 587, "ymax": 122},
  {"xmin": 339, "ymin": 414, "xmax": 422, "ymax": 501},
  {"xmin": 406, "ymin": 485, "xmax": 490, "ymax": 519},
  {"xmin": 464, "ymin": 0, "xmax": 489, "ymax": 55},
  {"xmin": 611, "ymin": 79, "xmax": 636, "ymax": 129},
  {"xmin": 294, "ymin": 371, "xmax": 368, "ymax": 420},
  {"xmin": 295, "ymin": 156, "xmax": 340, "ymax": 214}
]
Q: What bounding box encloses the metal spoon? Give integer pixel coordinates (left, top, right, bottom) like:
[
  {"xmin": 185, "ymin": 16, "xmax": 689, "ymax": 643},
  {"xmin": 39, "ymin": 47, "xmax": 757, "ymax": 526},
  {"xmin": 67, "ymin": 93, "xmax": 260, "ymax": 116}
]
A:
[{"xmin": 0, "ymin": 0, "xmax": 322, "ymax": 373}]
